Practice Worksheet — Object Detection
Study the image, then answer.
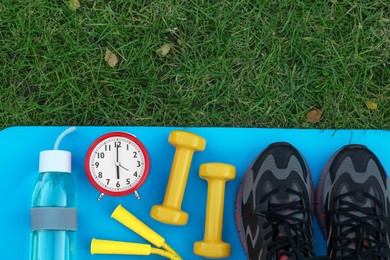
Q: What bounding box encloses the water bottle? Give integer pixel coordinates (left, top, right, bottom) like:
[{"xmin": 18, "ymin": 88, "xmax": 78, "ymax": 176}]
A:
[{"xmin": 30, "ymin": 127, "xmax": 77, "ymax": 260}]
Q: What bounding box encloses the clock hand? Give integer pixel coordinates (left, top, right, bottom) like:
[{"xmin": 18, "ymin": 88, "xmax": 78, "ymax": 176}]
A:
[
  {"xmin": 119, "ymin": 163, "xmax": 129, "ymax": 171},
  {"xmin": 116, "ymin": 145, "xmax": 120, "ymax": 179},
  {"xmin": 116, "ymin": 144, "xmax": 119, "ymax": 162}
]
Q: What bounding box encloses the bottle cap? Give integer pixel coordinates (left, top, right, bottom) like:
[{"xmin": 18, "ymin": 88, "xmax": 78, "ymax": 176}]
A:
[{"xmin": 39, "ymin": 150, "xmax": 71, "ymax": 173}]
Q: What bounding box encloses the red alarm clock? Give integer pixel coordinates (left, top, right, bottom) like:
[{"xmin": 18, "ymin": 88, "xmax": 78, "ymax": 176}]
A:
[{"xmin": 85, "ymin": 132, "xmax": 150, "ymax": 200}]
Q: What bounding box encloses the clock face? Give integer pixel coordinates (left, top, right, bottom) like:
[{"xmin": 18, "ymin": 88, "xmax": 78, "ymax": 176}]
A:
[{"xmin": 85, "ymin": 132, "xmax": 150, "ymax": 196}]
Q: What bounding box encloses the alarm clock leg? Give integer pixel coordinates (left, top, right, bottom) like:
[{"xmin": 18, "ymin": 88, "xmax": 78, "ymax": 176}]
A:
[
  {"xmin": 97, "ymin": 193, "xmax": 105, "ymax": 201},
  {"xmin": 133, "ymin": 190, "xmax": 141, "ymax": 200}
]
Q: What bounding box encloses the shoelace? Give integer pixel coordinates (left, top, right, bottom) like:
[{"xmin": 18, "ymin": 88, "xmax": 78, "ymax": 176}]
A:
[
  {"xmin": 256, "ymin": 188, "xmax": 315, "ymax": 260},
  {"xmin": 331, "ymin": 190, "xmax": 390, "ymax": 260}
]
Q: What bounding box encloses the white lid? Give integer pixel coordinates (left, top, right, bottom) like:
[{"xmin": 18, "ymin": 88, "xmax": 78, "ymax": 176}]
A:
[{"xmin": 39, "ymin": 150, "xmax": 71, "ymax": 173}]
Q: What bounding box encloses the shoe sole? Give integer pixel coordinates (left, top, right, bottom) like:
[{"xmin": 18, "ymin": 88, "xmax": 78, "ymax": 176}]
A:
[{"xmin": 234, "ymin": 142, "xmax": 316, "ymax": 256}]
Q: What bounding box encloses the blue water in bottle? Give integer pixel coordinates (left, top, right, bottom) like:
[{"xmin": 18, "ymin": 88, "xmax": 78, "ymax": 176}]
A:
[{"xmin": 30, "ymin": 171, "xmax": 76, "ymax": 260}]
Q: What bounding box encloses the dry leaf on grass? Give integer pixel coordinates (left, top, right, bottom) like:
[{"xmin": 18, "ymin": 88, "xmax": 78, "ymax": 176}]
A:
[
  {"xmin": 366, "ymin": 101, "xmax": 378, "ymax": 110},
  {"xmin": 69, "ymin": 0, "xmax": 80, "ymax": 11},
  {"xmin": 306, "ymin": 109, "xmax": 323, "ymax": 123},
  {"xmin": 104, "ymin": 48, "xmax": 119, "ymax": 68},
  {"xmin": 177, "ymin": 38, "xmax": 183, "ymax": 46},
  {"xmin": 156, "ymin": 43, "xmax": 172, "ymax": 57}
]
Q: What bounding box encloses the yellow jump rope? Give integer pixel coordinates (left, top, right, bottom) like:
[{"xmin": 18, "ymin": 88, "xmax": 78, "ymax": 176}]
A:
[{"xmin": 90, "ymin": 204, "xmax": 182, "ymax": 259}]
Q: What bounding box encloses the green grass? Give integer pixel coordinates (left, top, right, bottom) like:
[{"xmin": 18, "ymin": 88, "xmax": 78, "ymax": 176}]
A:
[{"xmin": 0, "ymin": 0, "xmax": 389, "ymax": 128}]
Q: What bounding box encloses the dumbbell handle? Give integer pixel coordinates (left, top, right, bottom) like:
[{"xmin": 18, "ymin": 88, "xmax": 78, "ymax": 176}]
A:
[
  {"xmin": 163, "ymin": 148, "xmax": 194, "ymax": 208},
  {"xmin": 203, "ymin": 179, "xmax": 227, "ymax": 242}
]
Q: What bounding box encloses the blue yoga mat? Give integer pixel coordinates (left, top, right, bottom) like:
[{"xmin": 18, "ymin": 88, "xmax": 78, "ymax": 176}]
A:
[{"xmin": 0, "ymin": 127, "xmax": 389, "ymax": 259}]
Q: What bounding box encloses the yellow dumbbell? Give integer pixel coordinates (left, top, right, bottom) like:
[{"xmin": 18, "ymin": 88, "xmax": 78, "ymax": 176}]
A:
[
  {"xmin": 151, "ymin": 130, "xmax": 206, "ymax": 225},
  {"xmin": 194, "ymin": 163, "xmax": 236, "ymax": 258}
]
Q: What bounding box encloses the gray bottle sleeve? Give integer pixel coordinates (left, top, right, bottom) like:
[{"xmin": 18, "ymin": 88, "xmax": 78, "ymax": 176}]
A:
[{"xmin": 30, "ymin": 207, "xmax": 77, "ymax": 231}]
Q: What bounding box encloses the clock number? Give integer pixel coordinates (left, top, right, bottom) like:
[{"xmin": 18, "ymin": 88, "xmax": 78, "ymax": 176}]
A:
[
  {"xmin": 115, "ymin": 141, "xmax": 121, "ymax": 148},
  {"xmin": 133, "ymin": 151, "xmax": 137, "ymax": 158},
  {"xmin": 133, "ymin": 171, "xmax": 138, "ymax": 177},
  {"xmin": 98, "ymin": 172, "xmax": 102, "ymax": 178},
  {"xmin": 105, "ymin": 144, "xmax": 111, "ymax": 151},
  {"xmin": 127, "ymin": 144, "xmax": 129, "ymax": 150},
  {"xmin": 116, "ymin": 181, "xmax": 120, "ymax": 187},
  {"xmin": 126, "ymin": 178, "xmax": 130, "ymax": 185},
  {"xmin": 97, "ymin": 152, "xmax": 105, "ymax": 159},
  {"xmin": 95, "ymin": 162, "xmax": 99, "ymax": 168},
  {"xmin": 106, "ymin": 179, "xmax": 110, "ymax": 185},
  {"xmin": 137, "ymin": 161, "xmax": 140, "ymax": 167}
]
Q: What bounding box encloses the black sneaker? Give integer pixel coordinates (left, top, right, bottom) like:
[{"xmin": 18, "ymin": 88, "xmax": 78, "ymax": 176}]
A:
[
  {"xmin": 235, "ymin": 143, "xmax": 315, "ymax": 259},
  {"xmin": 316, "ymin": 145, "xmax": 390, "ymax": 259}
]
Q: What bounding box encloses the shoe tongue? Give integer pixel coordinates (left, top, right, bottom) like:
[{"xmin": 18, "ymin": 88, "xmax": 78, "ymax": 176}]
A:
[
  {"xmin": 278, "ymin": 189, "xmax": 289, "ymax": 200},
  {"xmin": 354, "ymin": 192, "xmax": 365, "ymax": 204},
  {"xmin": 269, "ymin": 182, "xmax": 303, "ymax": 260},
  {"xmin": 270, "ymin": 182, "xmax": 303, "ymax": 224},
  {"xmin": 336, "ymin": 185, "xmax": 380, "ymax": 257},
  {"xmin": 269, "ymin": 182, "xmax": 300, "ymax": 203}
]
